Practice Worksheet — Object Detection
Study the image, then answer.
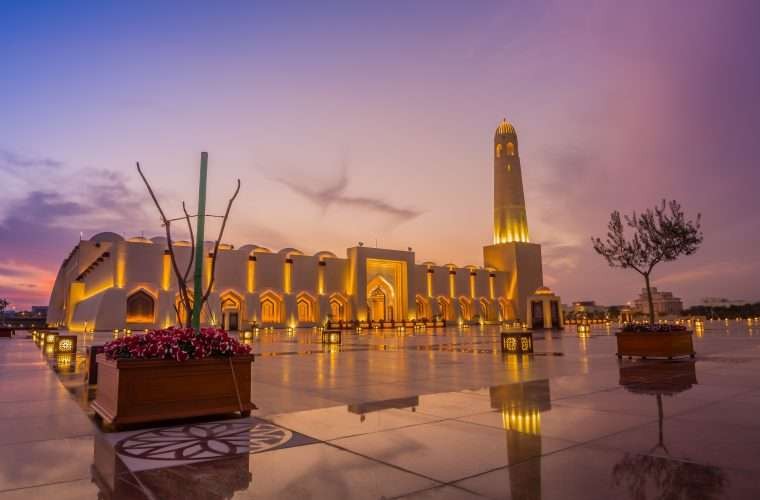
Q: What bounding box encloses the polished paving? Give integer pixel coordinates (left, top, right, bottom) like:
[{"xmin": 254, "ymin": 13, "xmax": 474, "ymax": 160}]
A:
[{"xmin": 1, "ymin": 321, "xmax": 759, "ymax": 498}]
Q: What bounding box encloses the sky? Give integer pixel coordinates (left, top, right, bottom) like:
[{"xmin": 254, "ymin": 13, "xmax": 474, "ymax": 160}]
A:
[{"xmin": 1, "ymin": 0, "xmax": 759, "ymax": 310}]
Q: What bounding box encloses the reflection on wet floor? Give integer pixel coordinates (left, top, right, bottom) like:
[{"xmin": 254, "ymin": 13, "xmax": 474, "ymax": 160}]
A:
[{"xmin": 2, "ymin": 324, "xmax": 760, "ymax": 498}]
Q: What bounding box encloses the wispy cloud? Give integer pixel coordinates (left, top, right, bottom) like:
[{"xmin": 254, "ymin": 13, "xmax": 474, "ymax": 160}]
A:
[
  {"xmin": 274, "ymin": 165, "xmax": 422, "ymax": 221},
  {"xmin": 0, "ymin": 149, "xmax": 152, "ymax": 308},
  {"xmin": 0, "ymin": 149, "xmax": 63, "ymax": 170}
]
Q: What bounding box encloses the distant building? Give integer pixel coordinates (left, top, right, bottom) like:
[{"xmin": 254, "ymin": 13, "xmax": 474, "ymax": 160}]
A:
[
  {"xmin": 700, "ymin": 297, "xmax": 750, "ymax": 308},
  {"xmin": 632, "ymin": 288, "xmax": 683, "ymax": 317},
  {"xmin": 571, "ymin": 301, "xmax": 607, "ymax": 316}
]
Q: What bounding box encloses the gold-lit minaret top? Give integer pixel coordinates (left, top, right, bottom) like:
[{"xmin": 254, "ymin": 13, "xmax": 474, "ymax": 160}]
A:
[{"xmin": 494, "ymin": 118, "xmax": 529, "ymax": 243}]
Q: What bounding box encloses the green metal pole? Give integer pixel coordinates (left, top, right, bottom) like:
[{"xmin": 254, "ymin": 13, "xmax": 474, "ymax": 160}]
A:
[{"xmin": 191, "ymin": 152, "xmax": 208, "ymax": 330}]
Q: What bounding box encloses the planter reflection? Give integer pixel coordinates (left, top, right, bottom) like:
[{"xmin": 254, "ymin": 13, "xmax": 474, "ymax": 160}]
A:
[
  {"xmin": 613, "ymin": 361, "xmax": 726, "ymax": 499},
  {"xmin": 92, "ymin": 432, "xmax": 252, "ymax": 499}
]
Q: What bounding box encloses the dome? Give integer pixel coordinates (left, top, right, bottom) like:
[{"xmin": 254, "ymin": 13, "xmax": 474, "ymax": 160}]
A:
[
  {"xmin": 90, "ymin": 232, "xmax": 124, "ymax": 243},
  {"xmin": 495, "ymin": 118, "xmax": 516, "ymax": 136},
  {"xmin": 127, "ymin": 236, "xmax": 153, "ymax": 244}
]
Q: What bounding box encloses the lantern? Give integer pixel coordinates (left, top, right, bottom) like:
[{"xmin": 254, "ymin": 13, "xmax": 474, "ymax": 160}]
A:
[
  {"xmin": 501, "ymin": 331, "xmax": 533, "ymax": 354},
  {"xmin": 322, "ymin": 329, "xmax": 342, "ymax": 345}
]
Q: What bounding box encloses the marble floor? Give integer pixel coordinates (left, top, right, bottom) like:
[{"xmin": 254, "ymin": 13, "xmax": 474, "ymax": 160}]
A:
[{"xmin": 1, "ymin": 322, "xmax": 759, "ymax": 499}]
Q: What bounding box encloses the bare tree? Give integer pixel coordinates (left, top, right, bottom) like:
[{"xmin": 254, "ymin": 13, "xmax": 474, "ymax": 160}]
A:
[
  {"xmin": 592, "ymin": 200, "xmax": 703, "ymax": 324},
  {"xmin": 136, "ymin": 162, "xmax": 240, "ymax": 328}
]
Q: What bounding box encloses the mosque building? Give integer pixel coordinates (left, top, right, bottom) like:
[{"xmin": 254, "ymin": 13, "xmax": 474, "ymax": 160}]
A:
[{"xmin": 46, "ymin": 120, "xmax": 563, "ymax": 332}]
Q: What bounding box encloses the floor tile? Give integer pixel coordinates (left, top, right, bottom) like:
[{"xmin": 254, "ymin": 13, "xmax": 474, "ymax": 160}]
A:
[
  {"xmin": 454, "ymin": 444, "xmax": 758, "ymax": 500},
  {"xmin": 332, "ymin": 419, "xmax": 576, "ymax": 483},
  {"xmin": 458, "ymin": 405, "xmax": 654, "ymax": 443}
]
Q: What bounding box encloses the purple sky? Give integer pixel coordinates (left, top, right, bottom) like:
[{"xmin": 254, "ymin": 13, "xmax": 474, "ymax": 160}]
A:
[{"xmin": 1, "ymin": 1, "xmax": 759, "ymax": 310}]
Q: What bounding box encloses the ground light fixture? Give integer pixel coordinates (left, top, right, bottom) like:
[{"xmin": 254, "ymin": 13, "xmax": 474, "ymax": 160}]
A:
[
  {"xmin": 322, "ymin": 329, "xmax": 342, "ymax": 345},
  {"xmin": 501, "ymin": 331, "xmax": 533, "ymax": 354}
]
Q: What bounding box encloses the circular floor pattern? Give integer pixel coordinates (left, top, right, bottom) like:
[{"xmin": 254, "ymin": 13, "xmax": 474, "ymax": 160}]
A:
[{"xmin": 115, "ymin": 421, "xmax": 293, "ymax": 461}]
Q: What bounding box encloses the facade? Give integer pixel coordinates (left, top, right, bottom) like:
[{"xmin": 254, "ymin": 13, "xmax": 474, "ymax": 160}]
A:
[
  {"xmin": 47, "ymin": 119, "xmax": 562, "ymax": 331},
  {"xmin": 632, "ymin": 288, "xmax": 684, "ymax": 317}
]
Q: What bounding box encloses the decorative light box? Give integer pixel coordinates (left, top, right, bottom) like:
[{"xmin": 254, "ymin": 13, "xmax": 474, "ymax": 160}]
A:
[
  {"xmin": 322, "ymin": 329, "xmax": 342, "ymax": 345},
  {"xmin": 55, "ymin": 335, "xmax": 77, "ymax": 354},
  {"xmin": 501, "ymin": 331, "xmax": 533, "ymax": 354}
]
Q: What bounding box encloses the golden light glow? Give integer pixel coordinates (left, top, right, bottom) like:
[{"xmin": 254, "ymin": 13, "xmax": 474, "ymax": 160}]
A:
[
  {"xmin": 247, "ymin": 257, "xmax": 255, "ymax": 293},
  {"xmin": 500, "ymin": 408, "xmax": 541, "ymax": 435},
  {"xmin": 469, "ymin": 273, "xmax": 476, "ymax": 299},
  {"xmin": 116, "ymin": 251, "xmax": 126, "ymax": 288},
  {"xmin": 57, "ymin": 338, "xmax": 74, "ymax": 353},
  {"xmin": 317, "ymin": 264, "xmax": 325, "ymax": 295},
  {"xmin": 161, "ymin": 252, "xmax": 171, "ymax": 291},
  {"xmin": 489, "ymin": 274, "xmax": 495, "ymax": 300},
  {"xmin": 449, "ymin": 271, "xmax": 455, "ymax": 298},
  {"xmin": 283, "ymin": 259, "xmax": 292, "ymax": 294},
  {"xmin": 426, "ymin": 270, "xmax": 433, "ymax": 297}
]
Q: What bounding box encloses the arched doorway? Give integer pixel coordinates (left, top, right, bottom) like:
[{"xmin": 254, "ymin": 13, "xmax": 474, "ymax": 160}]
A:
[
  {"xmin": 366, "ymin": 276, "xmax": 394, "ymax": 322},
  {"xmin": 415, "ymin": 295, "xmax": 430, "ymax": 320},
  {"xmin": 437, "ymin": 296, "xmax": 452, "ymax": 321},
  {"xmin": 296, "ymin": 292, "xmax": 317, "ymax": 324},
  {"xmin": 459, "ymin": 297, "xmax": 473, "ymax": 322},
  {"xmin": 127, "ymin": 290, "xmax": 155, "ymax": 324},
  {"xmin": 259, "ymin": 290, "xmax": 283, "ymax": 325},
  {"xmin": 329, "ymin": 293, "xmax": 349, "ymax": 323},
  {"xmin": 220, "ymin": 291, "xmax": 243, "ymax": 331}
]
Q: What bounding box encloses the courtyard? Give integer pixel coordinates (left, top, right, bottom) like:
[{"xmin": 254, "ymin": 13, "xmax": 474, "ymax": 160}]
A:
[{"xmin": 0, "ymin": 322, "xmax": 758, "ymax": 499}]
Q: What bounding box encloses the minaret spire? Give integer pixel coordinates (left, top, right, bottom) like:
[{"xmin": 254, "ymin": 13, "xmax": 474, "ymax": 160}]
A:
[{"xmin": 493, "ymin": 118, "xmax": 529, "ymax": 243}]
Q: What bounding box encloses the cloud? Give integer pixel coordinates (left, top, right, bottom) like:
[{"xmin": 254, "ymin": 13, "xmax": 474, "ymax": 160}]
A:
[
  {"xmin": 275, "ymin": 166, "xmax": 422, "ymax": 221},
  {"xmin": 654, "ymin": 259, "xmax": 760, "ymax": 287},
  {"xmin": 0, "ymin": 150, "xmax": 153, "ymax": 308},
  {"xmin": 0, "ymin": 149, "xmax": 63, "ymax": 170},
  {"xmin": 0, "ymin": 260, "xmax": 56, "ymax": 307}
]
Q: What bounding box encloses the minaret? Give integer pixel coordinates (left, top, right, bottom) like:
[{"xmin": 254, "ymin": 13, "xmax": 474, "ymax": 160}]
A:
[
  {"xmin": 493, "ymin": 118, "xmax": 529, "ymax": 243},
  {"xmin": 484, "ymin": 117, "xmax": 545, "ymax": 323}
]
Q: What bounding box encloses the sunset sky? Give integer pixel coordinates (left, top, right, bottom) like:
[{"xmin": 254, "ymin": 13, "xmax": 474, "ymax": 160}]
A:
[{"xmin": 1, "ymin": 1, "xmax": 759, "ymax": 310}]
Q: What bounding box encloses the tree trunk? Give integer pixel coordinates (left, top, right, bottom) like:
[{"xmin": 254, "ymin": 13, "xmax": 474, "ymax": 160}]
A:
[{"xmin": 644, "ymin": 273, "xmax": 656, "ymax": 324}]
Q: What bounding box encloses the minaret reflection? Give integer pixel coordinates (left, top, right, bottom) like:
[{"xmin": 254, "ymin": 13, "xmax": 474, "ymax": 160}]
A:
[{"xmin": 489, "ymin": 379, "xmax": 551, "ymax": 500}]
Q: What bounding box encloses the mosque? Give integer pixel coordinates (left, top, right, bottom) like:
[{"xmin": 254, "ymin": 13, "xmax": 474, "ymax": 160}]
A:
[{"xmin": 46, "ymin": 120, "xmax": 563, "ymax": 332}]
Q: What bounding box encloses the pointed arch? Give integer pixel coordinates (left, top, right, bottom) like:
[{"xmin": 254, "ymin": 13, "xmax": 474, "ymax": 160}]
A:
[
  {"xmin": 219, "ymin": 289, "xmax": 244, "ymax": 331},
  {"xmin": 506, "ymin": 142, "xmax": 515, "ymax": 156},
  {"xmin": 259, "ymin": 290, "xmax": 284, "ymax": 325},
  {"xmin": 498, "ymin": 297, "xmax": 515, "ymax": 321},
  {"xmin": 459, "ymin": 296, "xmax": 473, "ymax": 321},
  {"xmin": 479, "ymin": 298, "xmax": 493, "ymax": 322},
  {"xmin": 329, "ymin": 292, "xmax": 350, "ymax": 322},
  {"xmin": 415, "ymin": 294, "xmax": 431, "ymax": 320},
  {"xmin": 296, "ymin": 291, "xmax": 317, "ymax": 324},
  {"xmin": 367, "ymin": 275, "xmax": 395, "ymax": 322},
  {"xmin": 126, "ymin": 289, "xmax": 155, "ymax": 323},
  {"xmin": 437, "ymin": 296, "xmax": 453, "ymax": 321}
]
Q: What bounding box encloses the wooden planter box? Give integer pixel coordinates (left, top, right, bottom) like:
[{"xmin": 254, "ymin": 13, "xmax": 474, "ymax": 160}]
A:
[
  {"xmin": 91, "ymin": 353, "xmax": 254, "ymax": 427},
  {"xmin": 615, "ymin": 330, "xmax": 695, "ymax": 359}
]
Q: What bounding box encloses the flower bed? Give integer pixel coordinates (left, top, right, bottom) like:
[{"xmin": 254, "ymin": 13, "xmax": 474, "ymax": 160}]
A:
[
  {"xmin": 92, "ymin": 328, "xmax": 254, "ymax": 428},
  {"xmin": 620, "ymin": 323, "xmax": 687, "ymax": 333},
  {"xmin": 103, "ymin": 327, "xmax": 251, "ymax": 361}
]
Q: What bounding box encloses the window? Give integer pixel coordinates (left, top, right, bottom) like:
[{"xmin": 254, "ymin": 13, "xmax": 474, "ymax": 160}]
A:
[{"xmin": 506, "ymin": 142, "xmax": 515, "ymax": 156}]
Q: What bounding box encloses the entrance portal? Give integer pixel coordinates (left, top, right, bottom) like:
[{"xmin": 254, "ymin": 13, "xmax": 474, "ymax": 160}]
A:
[{"xmin": 369, "ymin": 287, "xmax": 387, "ymax": 321}]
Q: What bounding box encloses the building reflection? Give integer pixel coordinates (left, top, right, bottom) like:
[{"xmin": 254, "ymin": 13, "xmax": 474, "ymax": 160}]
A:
[
  {"xmin": 489, "ymin": 379, "xmax": 551, "ymax": 500},
  {"xmin": 613, "ymin": 361, "xmax": 726, "ymax": 499}
]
